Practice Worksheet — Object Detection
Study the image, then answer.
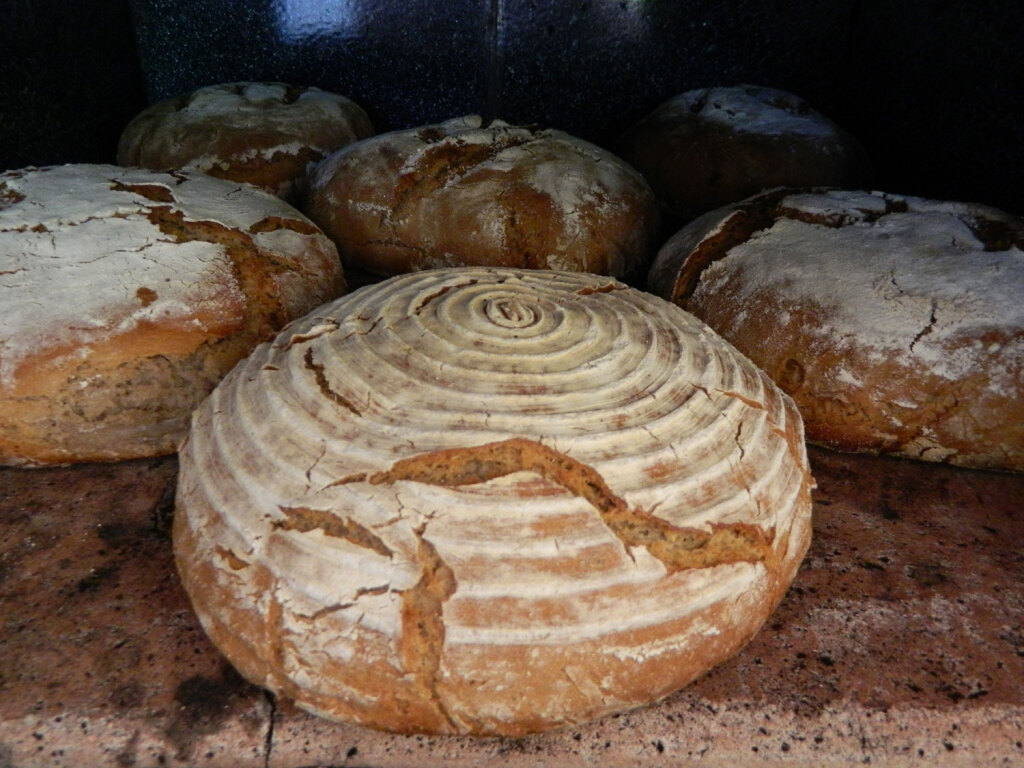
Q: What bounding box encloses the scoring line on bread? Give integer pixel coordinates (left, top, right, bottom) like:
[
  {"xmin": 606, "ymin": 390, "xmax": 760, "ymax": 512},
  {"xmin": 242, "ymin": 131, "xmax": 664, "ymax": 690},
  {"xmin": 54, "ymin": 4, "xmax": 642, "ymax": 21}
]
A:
[
  {"xmin": 274, "ymin": 436, "xmax": 775, "ymax": 575},
  {"xmin": 267, "ymin": 435, "xmax": 775, "ymax": 733}
]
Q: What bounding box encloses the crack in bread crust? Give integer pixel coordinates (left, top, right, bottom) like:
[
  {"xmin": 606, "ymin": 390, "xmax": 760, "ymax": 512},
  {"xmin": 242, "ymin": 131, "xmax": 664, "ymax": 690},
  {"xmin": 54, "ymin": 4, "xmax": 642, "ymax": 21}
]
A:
[
  {"xmin": 303, "ymin": 347, "xmax": 363, "ymax": 417},
  {"xmin": 667, "ymin": 191, "xmax": 788, "ymax": 305},
  {"xmin": 270, "ymin": 436, "xmax": 774, "ymax": 732},
  {"xmin": 144, "ymin": 205, "xmax": 293, "ymax": 338},
  {"xmin": 108, "ymin": 180, "xmax": 176, "ymax": 203},
  {"xmin": 274, "ymin": 505, "xmax": 459, "ymax": 731},
  {"xmin": 369, "ymin": 437, "xmax": 772, "ymax": 572},
  {"xmin": 274, "ymin": 505, "xmax": 393, "ymax": 558},
  {"xmin": 390, "ymin": 131, "xmax": 539, "ymax": 223},
  {"xmin": 400, "ymin": 529, "xmax": 460, "ymax": 731},
  {"xmin": 574, "ymin": 282, "xmax": 625, "ymax": 296}
]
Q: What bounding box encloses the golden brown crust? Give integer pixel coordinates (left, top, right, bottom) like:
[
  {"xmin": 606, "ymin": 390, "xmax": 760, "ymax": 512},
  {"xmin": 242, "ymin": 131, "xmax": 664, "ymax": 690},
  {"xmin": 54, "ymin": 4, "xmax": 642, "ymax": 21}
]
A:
[
  {"xmin": 117, "ymin": 82, "xmax": 374, "ymax": 200},
  {"xmin": 619, "ymin": 85, "xmax": 871, "ymax": 223},
  {"xmin": 302, "ymin": 115, "xmax": 659, "ymax": 284},
  {"xmin": 0, "ymin": 164, "xmax": 346, "ymax": 466},
  {"xmin": 648, "ymin": 187, "xmax": 1024, "ymax": 471}
]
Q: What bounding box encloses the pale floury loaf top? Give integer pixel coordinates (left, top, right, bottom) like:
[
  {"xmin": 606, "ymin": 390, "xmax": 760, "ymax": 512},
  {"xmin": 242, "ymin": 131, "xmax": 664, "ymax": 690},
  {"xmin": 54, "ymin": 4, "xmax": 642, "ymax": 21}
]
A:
[
  {"xmin": 173, "ymin": 267, "xmax": 814, "ymax": 736},
  {"xmin": 0, "ymin": 164, "xmax": 340, "ymax": 389},
  {"xmin": 0, "ymin": 164, "xmax": 344, "ymax": 465},
  {"xmin": 648, "ymin": 187, "xmax": 1024, "ymax": 470}
]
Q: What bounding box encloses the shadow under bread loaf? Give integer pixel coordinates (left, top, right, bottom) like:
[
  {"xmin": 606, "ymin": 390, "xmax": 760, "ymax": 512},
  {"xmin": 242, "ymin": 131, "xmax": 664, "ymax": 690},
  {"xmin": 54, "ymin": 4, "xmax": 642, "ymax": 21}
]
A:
[
  {"xmin": 173, "ymin": 267, "xmax": 813, "ymax": 737},
  {"xmin": 0, "ymin": 164, "xmax": 346, "ymax": 466},
  {"xmin": 648, "ymin": 187, "xmax": 1024, "ymax": 472}
]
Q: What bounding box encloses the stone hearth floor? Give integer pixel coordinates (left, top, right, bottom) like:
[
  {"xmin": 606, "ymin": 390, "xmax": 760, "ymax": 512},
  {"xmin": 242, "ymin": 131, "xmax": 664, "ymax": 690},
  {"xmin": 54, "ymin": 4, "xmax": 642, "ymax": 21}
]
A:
[{"xmin": 1, "ymin": 446, "xmax": 1021, "ymax": 767}]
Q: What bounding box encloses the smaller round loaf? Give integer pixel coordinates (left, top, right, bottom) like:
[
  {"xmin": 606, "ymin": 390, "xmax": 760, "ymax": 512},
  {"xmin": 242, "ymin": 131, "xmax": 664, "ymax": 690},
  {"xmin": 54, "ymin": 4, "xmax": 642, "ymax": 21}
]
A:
[
  {"xmin": 117, "ymin": 82, "xmax": 373, "ymax": 200},
  {"xmin": 0, "ymin": 164, "xmax": 345, "ymax": 466},
  {"xmin": 648, "ymin": 187, "xmax": 1024, "ymax": 472},
  {"xmin": 302, "ymin": 115, "xmax": 659, "ymax": 284},
  {"xmin": 173, "ymin": 267, "xmax": 813, "ymax": 736},
  {"xmin": 619, "ymin": 85, "xmax": 870, "ymax": 223}
]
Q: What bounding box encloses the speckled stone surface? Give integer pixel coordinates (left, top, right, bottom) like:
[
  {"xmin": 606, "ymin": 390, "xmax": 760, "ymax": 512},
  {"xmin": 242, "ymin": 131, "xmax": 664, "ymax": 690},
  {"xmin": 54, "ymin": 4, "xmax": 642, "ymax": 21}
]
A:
[
  {"xmin": 1, "ymin": 447, "xmax": 1021, "ymax": 767},
  {"xmin": 126, "ymin": 0, "xmax": 855, "ymax": 149},
  {"xmin": 120, "ymin": 0, "xmax": 1024, "ymax": 215}
]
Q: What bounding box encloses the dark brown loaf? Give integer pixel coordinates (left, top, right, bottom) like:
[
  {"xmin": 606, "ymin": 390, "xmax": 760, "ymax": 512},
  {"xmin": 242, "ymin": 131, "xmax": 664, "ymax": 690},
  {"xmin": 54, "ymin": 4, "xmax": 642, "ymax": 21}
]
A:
[
  {"xmin": 619, "ymin": 85, "xmax": 870, "ymax": 223},
  {"xmin": 117, "ymin": 82, "xmax": 373, "ymax": 201},
  {"xmin": 302, "ymin": 115, "xmax": 660, "ymax": 284},
  {"xmin": 648, "ymin": 187, "xmax": 1024, "ymax": 472},
  {"xmin": 0, "ymin": 164, "xmax": 346, "ymax": 466}
]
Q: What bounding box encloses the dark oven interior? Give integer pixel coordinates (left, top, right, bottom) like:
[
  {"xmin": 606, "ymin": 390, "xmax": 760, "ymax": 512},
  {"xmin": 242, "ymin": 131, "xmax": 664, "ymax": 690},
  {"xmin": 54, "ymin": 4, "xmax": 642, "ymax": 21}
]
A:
[{"xmin": 2, "ymin": 0, "xmax": 1023, "ymax": 216}]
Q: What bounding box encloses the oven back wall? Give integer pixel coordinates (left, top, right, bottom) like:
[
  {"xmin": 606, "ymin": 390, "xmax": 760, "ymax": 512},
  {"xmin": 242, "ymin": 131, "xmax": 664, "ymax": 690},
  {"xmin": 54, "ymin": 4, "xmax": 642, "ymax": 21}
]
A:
[
  {"xmin": 0, "ymin": 0, "xmax": 145, "ymax": 171},
  {"xmin": 1, "ymin": 0, "xmax": 1021, "ymax": 216}
]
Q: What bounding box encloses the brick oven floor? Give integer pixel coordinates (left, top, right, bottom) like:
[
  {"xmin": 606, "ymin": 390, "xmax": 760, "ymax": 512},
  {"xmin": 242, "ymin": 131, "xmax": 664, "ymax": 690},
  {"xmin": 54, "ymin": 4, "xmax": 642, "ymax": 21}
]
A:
[{"xmin": 1, "ymin": 447, "xmax": 1021, "ymax": 767}]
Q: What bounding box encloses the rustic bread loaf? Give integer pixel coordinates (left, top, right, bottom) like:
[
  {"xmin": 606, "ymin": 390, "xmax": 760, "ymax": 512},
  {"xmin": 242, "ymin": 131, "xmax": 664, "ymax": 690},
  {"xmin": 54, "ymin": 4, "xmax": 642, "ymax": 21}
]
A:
[
  {"xmin": 173, "ymin": 267, "xmax": 813, "ymax": 736},
  {"xmin": 302, "ymin": 115, "xmax": 660, "ymax": 284},
  {"xmin": 619, "ymin": 85, "xmax": 870, "ymax": 223},
  {"xmin": 0, "ymin": 164, "xmax": 345, "ymax": 466},
  {"xmin": 117, "ymin": 82, "xmax": 373, "ymax": 201},
  {"xmin": 648, "ymin": 187, "xmax": 1024, "ymax": 471}
]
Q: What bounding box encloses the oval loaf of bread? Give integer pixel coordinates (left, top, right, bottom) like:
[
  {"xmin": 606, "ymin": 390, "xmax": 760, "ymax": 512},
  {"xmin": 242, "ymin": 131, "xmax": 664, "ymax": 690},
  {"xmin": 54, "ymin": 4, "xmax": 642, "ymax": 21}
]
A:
[
  {"xmin": 118, "ymin": 81, "xmax": 373, "ymax": 201},
  {"xmin": 619, "ymin": 85, "xmax": 870, "ymax": 223},
  {"xmin": 173, "ymin": 267, "xmax": 813, "ymax": 736},
  {"xmin": 302, "ymin": 115, "xmax": 659, "ymax": 284},
  {"xmin": 648, "ymin": 187, "xmax": 1024, "ymax": 471},
  {"xmin": 0, "ymin": 164, "xmax": 345, "ymax": 466}
]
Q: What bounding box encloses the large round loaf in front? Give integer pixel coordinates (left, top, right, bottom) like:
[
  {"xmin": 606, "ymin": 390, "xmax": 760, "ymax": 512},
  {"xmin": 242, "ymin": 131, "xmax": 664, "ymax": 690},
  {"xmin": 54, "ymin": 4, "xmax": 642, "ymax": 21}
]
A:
[
  {"xmin": 302, "ymin": 115, "xmax": 660, "ymax": 284},
  {"xmin": 173, "ymin": 267, "xmax": 813, "ymax": 736},
  {"xmin": 0, "ymin": 164, "xmax": 345, "ymax": 466},
  {"xmin": 648, "ymin": 187, "xmax": 1024, "ymax": 471}
]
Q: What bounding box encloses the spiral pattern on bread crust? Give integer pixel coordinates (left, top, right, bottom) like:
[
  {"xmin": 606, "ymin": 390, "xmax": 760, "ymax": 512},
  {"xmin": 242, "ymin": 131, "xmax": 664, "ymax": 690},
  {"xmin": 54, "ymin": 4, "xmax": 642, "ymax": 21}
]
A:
[{"xmin": 174, "ymin": 267, "xmax": 813, "ymax": 736}]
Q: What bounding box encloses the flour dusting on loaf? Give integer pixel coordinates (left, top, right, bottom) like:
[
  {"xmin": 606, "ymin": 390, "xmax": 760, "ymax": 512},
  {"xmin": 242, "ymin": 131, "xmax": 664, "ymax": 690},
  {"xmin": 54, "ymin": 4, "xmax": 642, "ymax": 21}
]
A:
[
  {"xmin": 302, "ymin": 116, "xmax": 659, "ymax": 282},
  {"xmin": 0, "ymin": 164, "xmax": 345, "ymax": 466},
  {"xmin": 173, "ymin": 267, "xmax": 813, "ymax": 736},
  {"xmin": 649, "ymin": 188, "xmax": 1024, "ymax": 470},
  {"xmin": 619, "ymin": 85, "xmax": 870, "ymax": 222},
  {"xmin": 118, "ymin": 82, "xmax": 373, "ymax": 200}
]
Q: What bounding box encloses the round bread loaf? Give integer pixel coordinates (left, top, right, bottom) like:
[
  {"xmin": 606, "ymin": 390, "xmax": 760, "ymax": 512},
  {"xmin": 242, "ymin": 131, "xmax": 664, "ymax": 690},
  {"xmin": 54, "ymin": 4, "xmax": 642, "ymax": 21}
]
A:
[
  {"xmin": 117, "ymin": 81, "xmax": 373, "ymax": 201},
  {"xmin": 648, "ymin": 187, "xmax": 1024, "ymax": 472},
  {"xmin": 173, "ymin": 267, "xmax": 813, "ymax": 736},
  {"xmin": 302, "ymin": 115, "xmax": 659, "ymax": 284},
  {"xmin": 0, "ymin": 164, "xmax": 345, "ymax": 466},
  {"xmin": 619, "ymin": 85, "xmax": 870, "ymax": 223}
]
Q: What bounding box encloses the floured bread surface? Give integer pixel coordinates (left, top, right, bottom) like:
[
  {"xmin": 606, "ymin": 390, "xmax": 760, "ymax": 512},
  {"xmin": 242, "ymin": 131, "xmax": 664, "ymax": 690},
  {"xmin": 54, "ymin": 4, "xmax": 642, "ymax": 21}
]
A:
[
  {"xmin": 117, "ymin": 82, "xmax": 374, "ymax": 200},
  {"xmin": 173, "ymin": 267, "xmax": 813, "ymax": 736},
  {"xmin": 649, "ymin": 187, "xmax": 1024, "ymax": 471},
  {"xmin": 302, "ymin": 115, "xmax": 659, "ymax": 284},
  {"xmin": 0, "ymin": 164, "xmax": 345, "ymax": 466},
  {"xmin": 619, "ymin": 85, "xmax": 870, "ymax": 222}
]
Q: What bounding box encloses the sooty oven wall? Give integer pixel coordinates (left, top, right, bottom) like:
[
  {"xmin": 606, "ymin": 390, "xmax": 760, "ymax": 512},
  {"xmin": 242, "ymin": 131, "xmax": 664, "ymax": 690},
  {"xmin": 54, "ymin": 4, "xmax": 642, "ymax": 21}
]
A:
[{"xmin": 1, "ymin": 0, "xmax": 1022, "ymax": 217}]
